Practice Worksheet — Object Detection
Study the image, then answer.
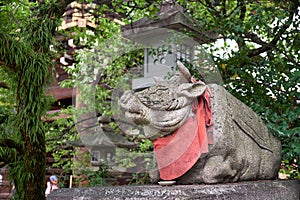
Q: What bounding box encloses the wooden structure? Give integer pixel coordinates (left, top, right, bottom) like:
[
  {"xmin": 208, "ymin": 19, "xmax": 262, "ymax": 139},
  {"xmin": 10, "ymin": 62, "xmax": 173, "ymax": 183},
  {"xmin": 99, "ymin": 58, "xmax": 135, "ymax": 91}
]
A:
[
  {"xmin": 0, "ymin": 167, "xmax": 12, "ymax": 200},
  {"xmin": 49, "ymin": 2, "xmax": 99, "ymax": 107}
]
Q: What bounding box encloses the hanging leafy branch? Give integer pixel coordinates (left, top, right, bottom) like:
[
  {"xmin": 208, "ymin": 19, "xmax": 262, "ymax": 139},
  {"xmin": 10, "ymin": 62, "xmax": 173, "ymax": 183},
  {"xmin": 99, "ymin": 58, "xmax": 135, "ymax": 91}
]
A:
[{"xmin": 0, "ymin": 1, "xmax": 73, "ymax": 199}]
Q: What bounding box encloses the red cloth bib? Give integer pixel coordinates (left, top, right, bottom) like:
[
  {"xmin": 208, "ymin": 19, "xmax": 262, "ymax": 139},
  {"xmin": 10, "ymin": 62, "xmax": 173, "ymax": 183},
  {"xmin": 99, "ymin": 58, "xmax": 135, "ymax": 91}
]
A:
[{"xmin": 153, "ymin": 88, "xmax": 213, "ymax": 180}]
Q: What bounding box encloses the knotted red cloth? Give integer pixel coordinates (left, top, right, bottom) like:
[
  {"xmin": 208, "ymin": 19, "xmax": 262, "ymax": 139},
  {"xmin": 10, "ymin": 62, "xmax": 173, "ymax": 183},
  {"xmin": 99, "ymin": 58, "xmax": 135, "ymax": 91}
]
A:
[{"xmin": 153, "ymin": 86, "xmax": 214, "ymax": 180}]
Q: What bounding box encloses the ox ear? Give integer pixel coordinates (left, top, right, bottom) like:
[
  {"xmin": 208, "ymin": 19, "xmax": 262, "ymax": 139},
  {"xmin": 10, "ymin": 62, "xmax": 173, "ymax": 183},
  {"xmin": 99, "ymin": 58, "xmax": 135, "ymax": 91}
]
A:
[{"xmin": 179, "ymin": 82, "xmax": 207, "ymax": 98}]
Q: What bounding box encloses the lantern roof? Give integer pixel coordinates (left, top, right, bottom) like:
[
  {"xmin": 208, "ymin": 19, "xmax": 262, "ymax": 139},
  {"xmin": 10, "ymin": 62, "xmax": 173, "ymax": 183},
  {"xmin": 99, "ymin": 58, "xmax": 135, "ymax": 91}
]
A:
[
  {"xmin": 121, "ymin": 2, "xmax": 217, "ymax": 45},
  {"xmin": 83, "ymin": 127, "xmax": 136, "ymax": 148},
  {"xmin": 68, "ymin": 126, "xmax": 136, "ymax": 148}
]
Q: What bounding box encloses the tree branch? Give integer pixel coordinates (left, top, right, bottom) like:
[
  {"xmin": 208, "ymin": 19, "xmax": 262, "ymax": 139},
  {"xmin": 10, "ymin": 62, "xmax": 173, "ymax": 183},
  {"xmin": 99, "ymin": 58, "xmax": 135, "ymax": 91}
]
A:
[
  {"xmin": 0, "ymin": 148, "xmax": 17, "ymax": 166},
  {"xmin": 0, "ymin": 60, "xmax": 17, "ymax": 72},
  {"xmin": 224, "ymin": 4, "xmax": 239, "ymax": 18},
  {"xmin": 244, "ymin": 32, "xmax": 270, "ymax": 46},
  {"xmin": 197, "ymin": 0, "xmax": 221, "ymax": 18},
  {"xmin": 222, "ymin": 0, "xmax": 226, "ymax": 16},
  {"xmin": 0, "ymin": 162, "xmax": 7, "ymax": 168},
  {"xmin": 0, "ymin": 81, "xmax": 9, "ymax": 89},
  {"xmin": 46, "ymin": 123, "xmax": 75, "ymax": 142},
  {"xmin": 236, "ymin": 0, "xmax": 246, "ymax": 49},
  {"xmin": 0, "ymin": 138, "xmax": 23, "ymax": 152},
  {"xmin": 275, "ymin": 46, "xmax": 300, "ymax": 67},
  {"xmin": 247, "ymin": 2, "xmax": 297, "ymax": 58}
]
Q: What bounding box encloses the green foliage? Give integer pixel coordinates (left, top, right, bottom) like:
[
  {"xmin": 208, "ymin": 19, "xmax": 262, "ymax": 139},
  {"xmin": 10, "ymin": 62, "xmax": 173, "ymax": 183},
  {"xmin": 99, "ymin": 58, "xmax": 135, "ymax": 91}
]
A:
[
  {"xmin": 80, "ymin": 164, "xmax": 110, "ymax": 187},
  {"xmin": 0, "ymin": 1, "xmax": 73, "ymax": 199},
  {"xmin": 111, "ymin": 0, "xmax": 161, "ymax": 22},
  {"xmin": 126, "ymin": 172, "xmax": 150, "ymax": 185},
  {"xmin": 280, "ymin": 159, "xmax": 300, "ymax": 179},
  {"xmin": 45, "ymin": 108, "xmax": 78, "ymax": 185},
  {"xmin": 114, "ymin": 148, "xmax": 154, "ymax": 185},
  {"xmin": 139, "ymin": 139, "xmax": 153, "ymax": 153},
  {"xmin": 67, "ymin": 33, "xmax": 143, "ymax": 120},
  {"xmin": 71, "ymin": 149, "xmax": 110, "ymax": 187}
]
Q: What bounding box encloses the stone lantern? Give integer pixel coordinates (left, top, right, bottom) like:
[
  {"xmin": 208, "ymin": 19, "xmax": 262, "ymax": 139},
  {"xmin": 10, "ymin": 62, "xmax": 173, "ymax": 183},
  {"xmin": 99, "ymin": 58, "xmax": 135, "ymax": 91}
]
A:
[{"xmin": 121, "ymin": 1, "xmax": 216, "ymax": 89}]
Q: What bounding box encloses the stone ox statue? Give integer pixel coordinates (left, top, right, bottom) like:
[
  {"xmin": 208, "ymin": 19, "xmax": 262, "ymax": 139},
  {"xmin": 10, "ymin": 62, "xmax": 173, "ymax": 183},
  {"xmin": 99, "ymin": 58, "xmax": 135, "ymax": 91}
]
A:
[{"xmin": 118, "ymin": 62, "xmax": 281, "ymax": 184}]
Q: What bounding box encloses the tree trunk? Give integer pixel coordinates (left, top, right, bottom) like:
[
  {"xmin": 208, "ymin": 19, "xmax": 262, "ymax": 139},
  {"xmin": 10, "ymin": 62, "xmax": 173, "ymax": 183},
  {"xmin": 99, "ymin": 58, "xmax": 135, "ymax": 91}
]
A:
[
  {"xmin": 23, "ymin": 139, "xmax": 46, "ymax": 200},
  {"xmin": 12, "ymin": 63, "xmax": 49, "ymax": 200}
]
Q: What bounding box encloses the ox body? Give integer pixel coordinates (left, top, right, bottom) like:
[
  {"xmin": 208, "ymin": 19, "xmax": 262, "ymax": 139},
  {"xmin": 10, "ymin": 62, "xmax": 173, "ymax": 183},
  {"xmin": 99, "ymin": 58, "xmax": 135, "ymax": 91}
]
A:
[{"xmin": 118, "ymin": 62, "xmax": 281, "ymax": 184}]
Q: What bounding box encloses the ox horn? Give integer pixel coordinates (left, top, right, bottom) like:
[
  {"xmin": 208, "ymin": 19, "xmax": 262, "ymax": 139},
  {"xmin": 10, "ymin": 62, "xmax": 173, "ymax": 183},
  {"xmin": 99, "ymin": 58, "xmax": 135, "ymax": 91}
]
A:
[{"xmin": 177, "ymin": 61, "xmax": 191, "ymax": 82}]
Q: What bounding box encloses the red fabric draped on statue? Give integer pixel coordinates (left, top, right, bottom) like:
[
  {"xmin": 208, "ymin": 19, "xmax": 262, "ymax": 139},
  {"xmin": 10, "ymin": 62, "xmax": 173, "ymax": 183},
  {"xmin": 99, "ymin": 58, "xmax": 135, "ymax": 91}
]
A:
[{"xmin": 153, "ymin": 86, "xmax": 214, "ymax": 180}]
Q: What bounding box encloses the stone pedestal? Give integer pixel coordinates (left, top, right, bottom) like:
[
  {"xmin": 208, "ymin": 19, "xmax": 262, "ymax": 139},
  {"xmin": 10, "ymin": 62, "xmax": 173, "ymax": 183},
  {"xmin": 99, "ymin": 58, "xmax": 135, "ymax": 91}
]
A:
[{"xmin": 47, "ymin": 180, "xmax": 300, "ymax": 200}]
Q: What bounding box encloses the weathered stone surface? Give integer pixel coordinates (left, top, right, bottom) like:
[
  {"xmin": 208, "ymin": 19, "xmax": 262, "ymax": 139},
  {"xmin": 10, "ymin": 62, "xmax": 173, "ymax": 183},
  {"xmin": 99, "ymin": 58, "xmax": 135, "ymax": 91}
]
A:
[
  {"xmin": 175, "ymin": 83, "xmax": 282, "ymax": 184},
  {"xmin": 47, "ymin": 180, "xmax": 300, "ymax": 200},
  {"xmin": 118, "ymin": 62, "xmax": 207, "ymax": 139},
  {"xmin": 118, "ymin": 62, "xmax": 281, "ymax": 184}
]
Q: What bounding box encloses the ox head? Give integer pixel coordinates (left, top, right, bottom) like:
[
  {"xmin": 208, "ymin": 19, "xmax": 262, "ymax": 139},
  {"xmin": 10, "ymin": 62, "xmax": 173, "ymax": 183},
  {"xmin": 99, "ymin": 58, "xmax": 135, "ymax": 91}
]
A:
[{"xmin": 118, "ymin": 62, "xmax": 206, "ymax": 139}]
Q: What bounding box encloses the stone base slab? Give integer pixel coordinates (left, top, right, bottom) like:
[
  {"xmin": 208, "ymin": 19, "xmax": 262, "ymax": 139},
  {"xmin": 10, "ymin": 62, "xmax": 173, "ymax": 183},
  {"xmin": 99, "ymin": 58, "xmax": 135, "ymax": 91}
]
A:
[{"xmin": 48, "ymin": 180, "xmax": 300, "ymax": 200}]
